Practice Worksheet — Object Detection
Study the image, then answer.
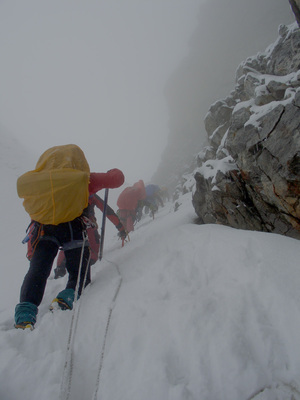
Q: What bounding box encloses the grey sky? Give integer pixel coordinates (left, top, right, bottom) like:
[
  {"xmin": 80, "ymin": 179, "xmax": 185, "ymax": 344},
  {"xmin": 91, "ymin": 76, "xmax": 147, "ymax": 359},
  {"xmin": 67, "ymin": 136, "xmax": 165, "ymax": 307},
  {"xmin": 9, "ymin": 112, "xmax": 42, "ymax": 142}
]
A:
[{"xmin": 0, "ymin": 0, "xmax": 204, "ymax": 183}]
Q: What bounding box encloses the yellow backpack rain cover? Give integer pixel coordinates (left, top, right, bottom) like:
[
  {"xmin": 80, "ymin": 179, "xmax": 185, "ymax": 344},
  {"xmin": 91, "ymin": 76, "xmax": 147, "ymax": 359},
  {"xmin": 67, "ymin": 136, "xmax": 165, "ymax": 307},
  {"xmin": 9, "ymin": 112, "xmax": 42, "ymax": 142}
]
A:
[{"xmin": 17, "ymin": 144, "xmax": 90, "ymax": 225}]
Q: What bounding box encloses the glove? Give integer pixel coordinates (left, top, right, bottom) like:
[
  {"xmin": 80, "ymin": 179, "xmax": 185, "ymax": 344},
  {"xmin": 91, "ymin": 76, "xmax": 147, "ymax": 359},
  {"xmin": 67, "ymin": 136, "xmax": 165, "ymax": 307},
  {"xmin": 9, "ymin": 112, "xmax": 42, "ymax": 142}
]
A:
[{"xmin": 118, "ymin": 229, "xmax": 127, "ymax": 240}]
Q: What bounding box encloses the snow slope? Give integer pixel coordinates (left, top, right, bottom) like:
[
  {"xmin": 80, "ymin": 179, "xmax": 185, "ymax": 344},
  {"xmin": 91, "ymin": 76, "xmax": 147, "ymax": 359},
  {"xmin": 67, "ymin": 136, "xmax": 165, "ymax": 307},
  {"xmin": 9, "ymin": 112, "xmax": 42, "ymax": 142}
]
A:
[{"xmin": 0, "ymin": 131, "xmax": 300, "ymax": 400}]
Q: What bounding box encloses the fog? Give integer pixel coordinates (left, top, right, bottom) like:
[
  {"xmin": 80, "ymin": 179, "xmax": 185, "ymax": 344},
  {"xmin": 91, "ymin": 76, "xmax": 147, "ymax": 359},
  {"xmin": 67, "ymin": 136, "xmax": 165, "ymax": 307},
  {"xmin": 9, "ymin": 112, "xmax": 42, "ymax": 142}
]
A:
[
  {"xmin": 153, "ymin": 0, "xmax": 294, "ymax": 186},
  {"xmin": 0, "ymin": 1, "xmax": 295, "ymax": 187},
  {"xmin": 0, "ymin": 0, "xmax": 203, "ymax": 183}
]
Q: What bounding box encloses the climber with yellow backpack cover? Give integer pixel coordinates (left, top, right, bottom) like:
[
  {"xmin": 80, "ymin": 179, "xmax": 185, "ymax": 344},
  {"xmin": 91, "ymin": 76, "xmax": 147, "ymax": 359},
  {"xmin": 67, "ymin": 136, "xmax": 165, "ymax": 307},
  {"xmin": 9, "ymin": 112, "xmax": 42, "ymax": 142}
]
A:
[{"xmin": 14, "ymin": 144, "xmax": 124, "ymax": 330}]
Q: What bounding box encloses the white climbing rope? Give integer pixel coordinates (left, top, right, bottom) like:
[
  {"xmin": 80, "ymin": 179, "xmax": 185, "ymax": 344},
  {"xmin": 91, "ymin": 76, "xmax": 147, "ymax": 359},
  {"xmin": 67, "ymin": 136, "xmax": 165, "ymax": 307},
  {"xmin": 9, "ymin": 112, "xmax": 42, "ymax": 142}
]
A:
[
  {"xmin": 59, "ymin": 233, "xmax": 90, "ymax": 400},
  {"xmin": 92, "ymin": 258, "xmax": 123, "ymax": 400},
  {"xmin": 59, "ymin": 244, "xmax": 123, "ymax": 400}
]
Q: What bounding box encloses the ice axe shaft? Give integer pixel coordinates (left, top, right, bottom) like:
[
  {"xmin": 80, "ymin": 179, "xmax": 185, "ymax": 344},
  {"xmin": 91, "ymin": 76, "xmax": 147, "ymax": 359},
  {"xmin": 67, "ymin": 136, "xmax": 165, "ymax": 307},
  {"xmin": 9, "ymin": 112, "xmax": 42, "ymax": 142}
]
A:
[{"xmin": 99, "ymin": 188, "xmax": 109, "ymax": 261}]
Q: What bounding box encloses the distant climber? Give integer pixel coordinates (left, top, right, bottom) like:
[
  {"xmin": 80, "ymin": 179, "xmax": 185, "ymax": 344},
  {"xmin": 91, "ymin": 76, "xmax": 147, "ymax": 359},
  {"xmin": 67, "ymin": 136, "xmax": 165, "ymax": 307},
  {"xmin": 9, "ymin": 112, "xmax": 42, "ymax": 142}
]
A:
[
  {"xmin": 117, "ymin": 180, "xmax": 147, "ymax": 233},
  {"xmin": 144, "ymin": 184, "xmax": 164, "ymax": 216}
]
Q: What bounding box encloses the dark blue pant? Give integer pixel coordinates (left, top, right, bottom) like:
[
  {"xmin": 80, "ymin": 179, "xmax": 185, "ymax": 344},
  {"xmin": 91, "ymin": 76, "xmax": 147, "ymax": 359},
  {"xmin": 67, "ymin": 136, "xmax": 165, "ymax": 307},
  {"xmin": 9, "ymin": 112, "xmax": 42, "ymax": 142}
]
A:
[{"xmin": 20, "ymin": 218, "xmax": 90, "ymax": 307}]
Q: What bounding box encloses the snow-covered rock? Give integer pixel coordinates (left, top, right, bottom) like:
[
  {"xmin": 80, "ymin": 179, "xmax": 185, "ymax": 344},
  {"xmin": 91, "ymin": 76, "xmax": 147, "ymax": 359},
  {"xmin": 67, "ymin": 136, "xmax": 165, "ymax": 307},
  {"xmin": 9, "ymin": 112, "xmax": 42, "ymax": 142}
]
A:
[{"xmin": 193, "ymin": 22, "xmax": 300, "ymax": 239}]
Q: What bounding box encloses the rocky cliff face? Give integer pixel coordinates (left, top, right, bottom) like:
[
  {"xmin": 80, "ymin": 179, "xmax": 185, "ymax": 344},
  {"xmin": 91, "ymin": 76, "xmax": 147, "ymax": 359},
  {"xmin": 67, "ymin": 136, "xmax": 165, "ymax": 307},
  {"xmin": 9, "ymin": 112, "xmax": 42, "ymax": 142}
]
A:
[
  {"xmin": 153, "ymin": 0, "xmax": 294, "ymax": 190},
  {"xmin": 192, "ymin": 22, "xmax": 300, "ymax": 239}
]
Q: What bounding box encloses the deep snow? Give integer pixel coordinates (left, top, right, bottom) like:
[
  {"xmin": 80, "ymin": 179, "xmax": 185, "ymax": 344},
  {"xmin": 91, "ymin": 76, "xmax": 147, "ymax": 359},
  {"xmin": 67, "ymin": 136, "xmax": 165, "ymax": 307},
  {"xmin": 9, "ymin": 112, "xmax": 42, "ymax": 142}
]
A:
[{"xmin": 0, "ymin": 133, "xmax": 300, "ymax": 400}]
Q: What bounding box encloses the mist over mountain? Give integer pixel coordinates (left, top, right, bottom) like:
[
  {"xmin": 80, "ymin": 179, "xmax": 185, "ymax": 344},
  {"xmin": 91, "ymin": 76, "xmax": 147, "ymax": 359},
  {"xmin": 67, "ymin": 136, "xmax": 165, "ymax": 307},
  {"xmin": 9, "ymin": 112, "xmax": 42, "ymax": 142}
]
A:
[
  {"xmin": 1, "ymin": 7, "xmax": 300, "ymax": 396},
  {"xmin": 153, "ymin": 0, "xmax": 294, "ymax": 188}
]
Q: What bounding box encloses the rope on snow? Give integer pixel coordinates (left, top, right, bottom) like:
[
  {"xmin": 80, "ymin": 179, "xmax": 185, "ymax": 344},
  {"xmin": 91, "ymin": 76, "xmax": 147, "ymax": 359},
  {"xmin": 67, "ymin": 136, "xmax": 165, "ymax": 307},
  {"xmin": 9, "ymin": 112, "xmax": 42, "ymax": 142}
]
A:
[
  {"xmin": 59, "ymin": 232, "xmax": 91, "ymax": 400},
  {"xmin": 58, "ymin": 235, "xmax": 122, "ymax": 400},
  {"xmin": 92, "ymin": 258, "xmax": 123, "ymax": 400}
]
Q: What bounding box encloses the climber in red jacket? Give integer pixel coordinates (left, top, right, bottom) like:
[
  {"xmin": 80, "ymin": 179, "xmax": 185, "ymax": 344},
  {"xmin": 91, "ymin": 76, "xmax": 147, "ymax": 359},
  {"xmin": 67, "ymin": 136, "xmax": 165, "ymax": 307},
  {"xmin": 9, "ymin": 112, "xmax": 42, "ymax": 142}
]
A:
[{"xmin": 116, "ymin": 180, "xmax": 147, "ymax": 233}]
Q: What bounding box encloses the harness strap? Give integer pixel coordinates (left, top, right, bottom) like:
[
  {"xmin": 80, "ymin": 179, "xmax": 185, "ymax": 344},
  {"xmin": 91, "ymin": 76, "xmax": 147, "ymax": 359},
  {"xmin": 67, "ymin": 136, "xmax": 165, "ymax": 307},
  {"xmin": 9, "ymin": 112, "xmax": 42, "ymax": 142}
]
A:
[
  {"xmin": 62, "ymin": 239, "xmax": 90, "ymax": 251},
  {"xmin": 39, "ymin": 235, "xmax": 61, "ymax": 247}
]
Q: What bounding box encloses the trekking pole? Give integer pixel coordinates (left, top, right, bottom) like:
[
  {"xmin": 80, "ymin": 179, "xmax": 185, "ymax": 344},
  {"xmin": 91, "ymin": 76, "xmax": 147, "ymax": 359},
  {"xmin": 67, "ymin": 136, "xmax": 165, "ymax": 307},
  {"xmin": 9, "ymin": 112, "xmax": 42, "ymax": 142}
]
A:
[{"xmin": 99, "ymin": 188, "xmax": 109, "ymax": 261}]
